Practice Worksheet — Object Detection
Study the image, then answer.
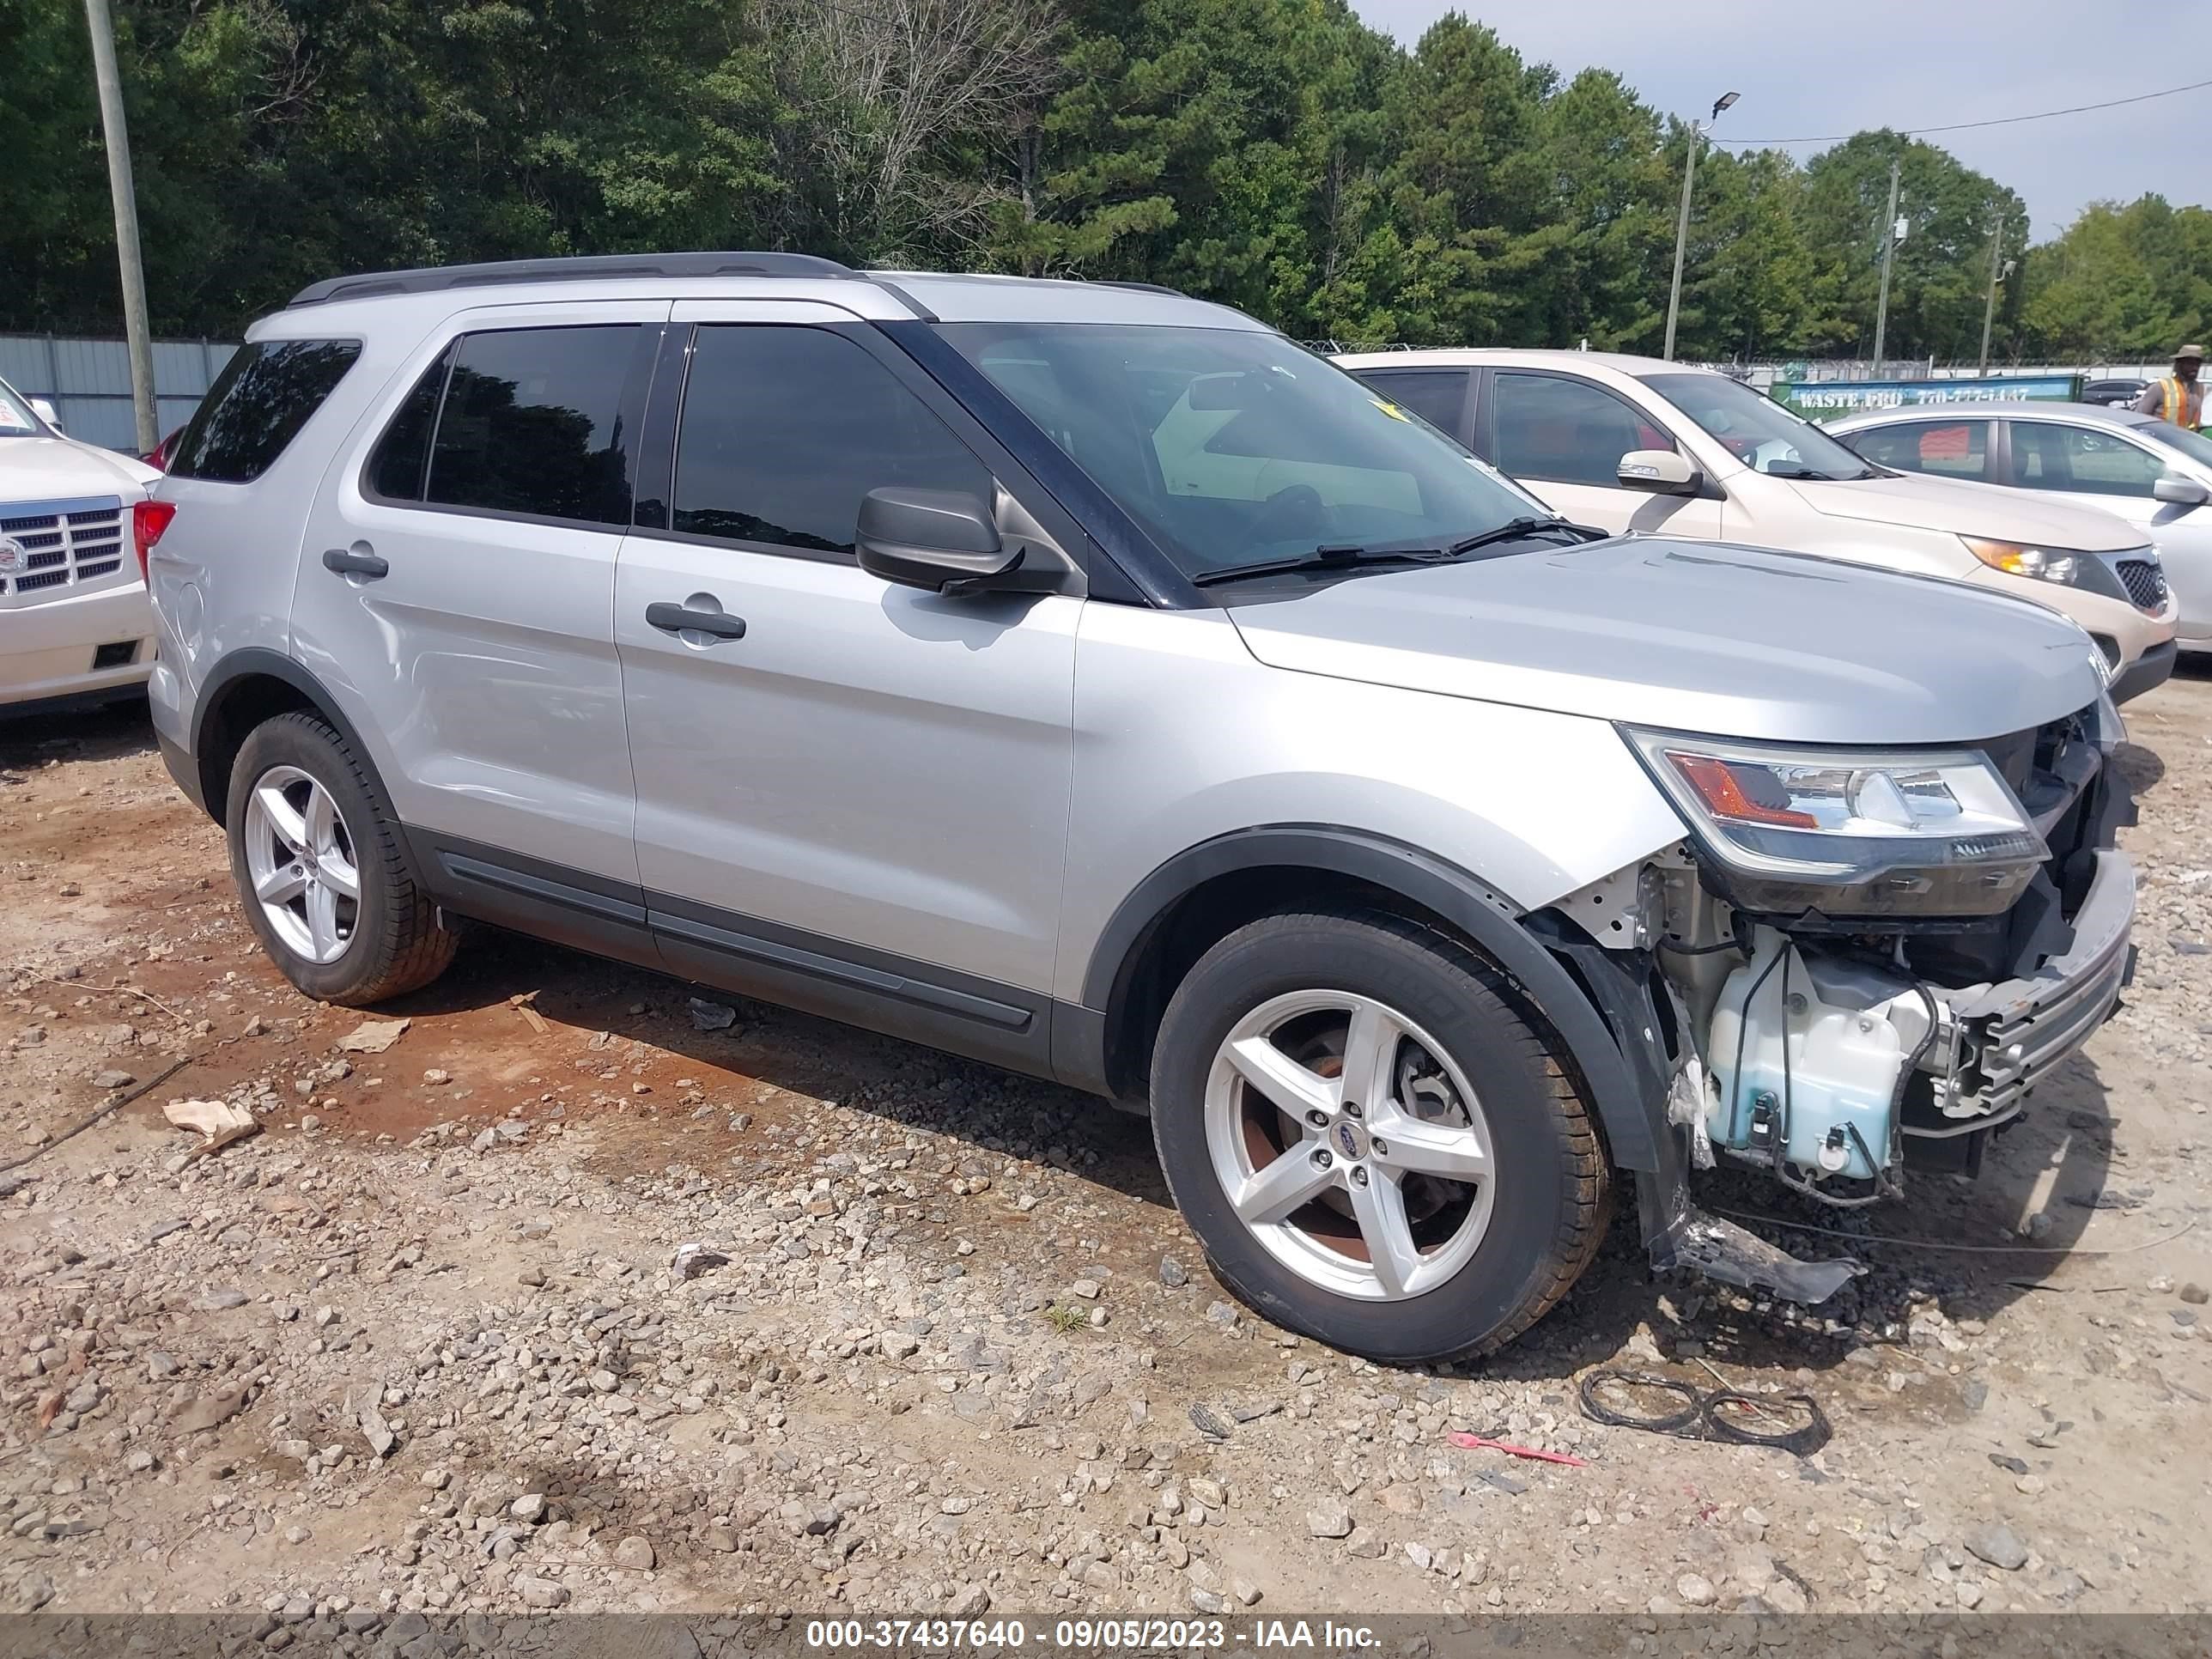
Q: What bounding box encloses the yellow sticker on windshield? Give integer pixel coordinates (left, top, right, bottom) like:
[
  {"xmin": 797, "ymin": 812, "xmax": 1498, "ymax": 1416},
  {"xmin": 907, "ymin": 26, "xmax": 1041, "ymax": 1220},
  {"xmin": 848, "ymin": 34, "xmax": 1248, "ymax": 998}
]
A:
[{"xmin": 1370, "ymin": 398, "xmax": 1410, "ymax": 422}]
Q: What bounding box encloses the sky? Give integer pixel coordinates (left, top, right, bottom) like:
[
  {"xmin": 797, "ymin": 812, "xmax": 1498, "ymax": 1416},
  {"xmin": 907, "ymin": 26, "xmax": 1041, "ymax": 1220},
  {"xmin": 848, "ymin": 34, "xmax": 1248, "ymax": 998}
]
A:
[{"xmin": 1351, "ymin": 0, "xmax": 2212, "ymax": 239}]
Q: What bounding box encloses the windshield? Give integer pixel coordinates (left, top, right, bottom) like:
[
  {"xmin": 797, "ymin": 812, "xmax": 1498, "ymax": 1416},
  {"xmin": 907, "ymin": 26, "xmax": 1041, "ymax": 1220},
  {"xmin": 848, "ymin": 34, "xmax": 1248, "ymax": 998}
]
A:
[
  {"xmin": 0, "ymin": 378, "xmax": 41, "ymax": 438},
  {"xmin": 934, "ymin": 323, "xmax": 1549, "ymax": 580},
  {"xmin": 1641, "ymin": 372, "xmax": 1875, "ymax": 481},
  {"xmin": 2142, "ymin": 420, "xmax": 2212, "ymax": 471}
]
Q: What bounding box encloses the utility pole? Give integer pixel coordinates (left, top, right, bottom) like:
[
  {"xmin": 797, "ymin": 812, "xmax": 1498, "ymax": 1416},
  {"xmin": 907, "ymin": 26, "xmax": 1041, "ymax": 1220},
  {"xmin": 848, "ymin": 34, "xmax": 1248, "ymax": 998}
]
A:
[
  {"xmin": 1870, "ymin": 155, "xmax": 1902, "ymax": 374},
  {"xmin": 1977, "ymin": 215, "xmax": 2006, "ymax": 375},
  {"xmin": 1663, "ymin": 91, "xmax": 1740, "ymax": 362},
  {"xmin": 1662, "ymin": 137, "xmax": 1702, "ymax": 363},
  {"xmin": 82, "ymin": 0, "xmax": 158, "ymax": 454}
]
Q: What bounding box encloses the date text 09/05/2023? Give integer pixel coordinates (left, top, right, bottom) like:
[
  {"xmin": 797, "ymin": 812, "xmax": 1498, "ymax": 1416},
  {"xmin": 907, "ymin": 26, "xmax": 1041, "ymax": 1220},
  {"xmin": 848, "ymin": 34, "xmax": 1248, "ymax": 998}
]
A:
[{"xmin": 804, "ymin": 1619, "xmax": 1381, "ymax": 1650}]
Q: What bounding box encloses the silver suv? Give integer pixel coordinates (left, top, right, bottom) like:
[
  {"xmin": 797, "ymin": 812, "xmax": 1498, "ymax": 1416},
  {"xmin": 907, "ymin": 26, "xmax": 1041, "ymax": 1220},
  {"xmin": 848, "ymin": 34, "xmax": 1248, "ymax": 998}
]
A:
[{"xmin": 146, "ymin": 254, "xmax": 2136, "ymax": 1362}]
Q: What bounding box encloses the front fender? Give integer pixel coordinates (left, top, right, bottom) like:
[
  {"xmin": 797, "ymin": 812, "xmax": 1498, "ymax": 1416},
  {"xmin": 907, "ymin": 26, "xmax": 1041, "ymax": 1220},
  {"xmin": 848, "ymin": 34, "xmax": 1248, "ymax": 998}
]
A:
[{"xmin": 1080, "ymin": 825, "xmax": 1666, "ymax": 1172}]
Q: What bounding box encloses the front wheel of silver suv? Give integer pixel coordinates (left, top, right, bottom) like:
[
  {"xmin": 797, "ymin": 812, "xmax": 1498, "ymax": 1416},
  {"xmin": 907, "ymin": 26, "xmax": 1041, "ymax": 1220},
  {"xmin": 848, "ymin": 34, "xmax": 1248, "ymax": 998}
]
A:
[
  {"xmin": 224, "ymin": 713, "xmax": 459, "ymax": 1006},
  {"xmin": 1150, "ymin": 909, "xmax": 1609, "ymax": 1363}
]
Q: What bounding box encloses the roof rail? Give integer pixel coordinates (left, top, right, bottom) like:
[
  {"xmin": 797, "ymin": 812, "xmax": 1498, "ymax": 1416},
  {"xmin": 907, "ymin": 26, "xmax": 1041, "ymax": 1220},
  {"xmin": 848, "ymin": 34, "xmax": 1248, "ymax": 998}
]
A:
[
  {"xmin": 286, "ymin": 251, "xmax": 862, "ymax": 309},
  {"xmin": 1096, "ymin": 280, "xmax": 1187, "ymax": 298}
]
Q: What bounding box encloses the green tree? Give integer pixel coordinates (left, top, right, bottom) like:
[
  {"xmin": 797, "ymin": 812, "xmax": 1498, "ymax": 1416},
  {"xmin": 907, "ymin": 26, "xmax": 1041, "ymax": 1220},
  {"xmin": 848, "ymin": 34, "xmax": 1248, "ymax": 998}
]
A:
[
  {"xmin": 1675, "ymin": 146, "xmax": 1838, "ymax": 360},
  {"xmin": 2021, "ymin": 196, "xmax": 2212, "ymax": 357},
  {"xmin": 986, "ymin": 0, "xmax": 1396, "ymax": 336},
  {"xmin": 1360, "ymin": 14, "xmax": 1548, "ymax": 345},
  {"xmin": 1, "ymin": 0, "xmax": 2201, "ymax": 362},
  {"xmin": 1796, "ymin": 131, "xmax": 2028, "ymax": 362}
]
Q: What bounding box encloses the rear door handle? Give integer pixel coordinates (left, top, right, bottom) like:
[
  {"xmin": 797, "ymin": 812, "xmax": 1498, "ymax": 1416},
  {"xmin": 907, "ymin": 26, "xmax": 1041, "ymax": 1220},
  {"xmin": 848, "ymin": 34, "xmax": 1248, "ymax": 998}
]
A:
[
  {"xmin": 322, "ymin": 547, "xmax": 389, "ymax": 580},
  {"xmin": 647, "ymin": 601, "xmax": 746, "ymax": 641}
]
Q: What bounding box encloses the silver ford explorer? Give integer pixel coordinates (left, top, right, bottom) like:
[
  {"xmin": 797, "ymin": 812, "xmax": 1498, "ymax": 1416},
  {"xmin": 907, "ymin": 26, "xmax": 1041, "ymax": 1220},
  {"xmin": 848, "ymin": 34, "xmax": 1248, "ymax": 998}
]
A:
[{"xmin": 143, "ymin": 254, "xmax": 2136, "ymax": 1362}]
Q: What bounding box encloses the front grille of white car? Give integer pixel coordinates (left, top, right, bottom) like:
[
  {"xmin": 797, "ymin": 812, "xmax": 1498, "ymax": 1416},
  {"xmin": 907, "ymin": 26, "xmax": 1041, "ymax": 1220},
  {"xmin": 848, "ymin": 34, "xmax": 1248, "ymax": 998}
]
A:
[
  {"xmin": 0, "ymin": 495, "xmax": 127, "ymax": 605},
  {"xmin": 2114, "ymin": 558, "xmax": 2167, "ymax": 613}
]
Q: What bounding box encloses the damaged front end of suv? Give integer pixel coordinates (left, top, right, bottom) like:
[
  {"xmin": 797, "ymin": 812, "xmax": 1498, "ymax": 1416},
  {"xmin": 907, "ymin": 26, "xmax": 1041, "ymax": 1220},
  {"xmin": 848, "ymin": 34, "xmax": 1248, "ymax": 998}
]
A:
[{"xmin": 1557, "ymin": 695, "xmax": 2135, "ymax": 1302}]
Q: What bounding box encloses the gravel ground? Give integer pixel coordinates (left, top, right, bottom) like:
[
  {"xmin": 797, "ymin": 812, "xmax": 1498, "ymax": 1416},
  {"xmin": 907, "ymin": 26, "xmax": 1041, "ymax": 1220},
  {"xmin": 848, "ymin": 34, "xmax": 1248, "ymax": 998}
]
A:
[{"xmin": 1, "ymin": 670, "xmax": 2209, "ymax": 1626}]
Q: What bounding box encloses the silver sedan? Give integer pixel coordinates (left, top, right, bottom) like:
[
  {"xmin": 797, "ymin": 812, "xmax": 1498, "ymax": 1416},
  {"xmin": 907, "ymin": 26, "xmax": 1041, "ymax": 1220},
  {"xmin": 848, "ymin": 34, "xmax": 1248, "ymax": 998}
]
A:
[{"xmin": 1833, "ymin": 400, "xmax": 2212, "ymax": 657}]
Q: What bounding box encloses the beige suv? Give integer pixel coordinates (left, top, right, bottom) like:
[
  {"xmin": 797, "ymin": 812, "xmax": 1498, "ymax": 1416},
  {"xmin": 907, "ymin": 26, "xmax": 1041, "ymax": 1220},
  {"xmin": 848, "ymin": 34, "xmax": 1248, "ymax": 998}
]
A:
[{"xmin": 1337, "ymin": 349, "xmax": 2179, "ymax": 702}]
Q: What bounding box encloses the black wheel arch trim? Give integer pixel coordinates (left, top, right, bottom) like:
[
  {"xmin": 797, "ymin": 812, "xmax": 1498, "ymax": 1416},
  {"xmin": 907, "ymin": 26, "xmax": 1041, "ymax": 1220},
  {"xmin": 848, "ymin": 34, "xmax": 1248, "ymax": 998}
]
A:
[
  {"xmin": 1082, "ymin": 824, "xmax": 1662, "ymax": 1170},
  {"xmin": 187, "ymin": 647, "xmax": 394, "ymax": 829}
]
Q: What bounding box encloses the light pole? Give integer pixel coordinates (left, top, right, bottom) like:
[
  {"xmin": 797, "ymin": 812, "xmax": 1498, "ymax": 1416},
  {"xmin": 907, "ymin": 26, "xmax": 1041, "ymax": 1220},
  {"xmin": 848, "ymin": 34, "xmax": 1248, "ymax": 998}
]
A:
[{"xmin": 1662, "ymin": 89, "xmax": 1739, "ymax": 363}]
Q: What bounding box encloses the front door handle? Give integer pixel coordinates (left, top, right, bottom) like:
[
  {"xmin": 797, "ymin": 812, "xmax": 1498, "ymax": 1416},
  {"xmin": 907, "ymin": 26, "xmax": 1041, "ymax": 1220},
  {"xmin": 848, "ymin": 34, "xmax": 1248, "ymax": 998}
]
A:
[
  {"xmin": 647, "ymin": 601, "xmax": 747, "ymax": 641},
  {"xmin": 322, "ymin": 547, "xmax": 389, "ymax": 580}
]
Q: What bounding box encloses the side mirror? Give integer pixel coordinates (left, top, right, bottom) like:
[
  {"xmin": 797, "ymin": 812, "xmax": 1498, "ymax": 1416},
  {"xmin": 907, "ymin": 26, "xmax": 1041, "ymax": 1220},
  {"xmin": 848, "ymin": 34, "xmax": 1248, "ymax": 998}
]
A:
[
  {"xmin": 1618, "ymin": 448, "xmax": 1700, "ymax": 495},
  {"xmin": 29, "ymin": 398, "xmax": 61, "ymax": 432},
  {"xmin": 2153, "ymin": 472, "xmax": 2209, "ymax": 507},
  {"xmin": 857, "ymin": 488, "xmax": 1020, "ymax": 592}
]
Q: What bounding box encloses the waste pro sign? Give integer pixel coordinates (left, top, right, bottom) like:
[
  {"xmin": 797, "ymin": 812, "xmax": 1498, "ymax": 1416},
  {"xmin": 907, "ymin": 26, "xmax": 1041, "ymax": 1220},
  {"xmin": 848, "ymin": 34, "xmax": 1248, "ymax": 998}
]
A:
[{"xmin": 1772, "ymin": 374, "xmax": 2082, "ymax": 422}]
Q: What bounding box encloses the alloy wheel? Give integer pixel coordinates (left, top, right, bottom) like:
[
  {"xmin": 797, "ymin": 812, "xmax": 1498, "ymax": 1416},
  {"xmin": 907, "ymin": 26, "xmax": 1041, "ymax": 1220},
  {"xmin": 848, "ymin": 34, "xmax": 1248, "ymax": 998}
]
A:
[
  {"xmin": 241, "ymin": 764, "xmax": 362, "ymax": 964},
  {"xmin": 1203, "ymin": 988, "xmax": 1496, "ymax": 1300}
]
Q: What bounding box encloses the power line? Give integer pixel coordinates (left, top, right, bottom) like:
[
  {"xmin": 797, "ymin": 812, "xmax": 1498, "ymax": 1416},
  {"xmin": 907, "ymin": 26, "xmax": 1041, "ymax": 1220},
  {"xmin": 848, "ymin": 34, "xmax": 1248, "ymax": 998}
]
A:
[{"xmin": 1723, "ymin": 76, "xmax": 2212, "ymax": 146}]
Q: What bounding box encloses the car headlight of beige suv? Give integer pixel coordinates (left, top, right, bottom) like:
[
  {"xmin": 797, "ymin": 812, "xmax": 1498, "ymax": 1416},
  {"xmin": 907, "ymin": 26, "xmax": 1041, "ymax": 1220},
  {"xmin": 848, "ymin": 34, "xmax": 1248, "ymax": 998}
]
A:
[{"xmin": 1961, "ymin": 536, "xmax": 2085, "ymax": 585}]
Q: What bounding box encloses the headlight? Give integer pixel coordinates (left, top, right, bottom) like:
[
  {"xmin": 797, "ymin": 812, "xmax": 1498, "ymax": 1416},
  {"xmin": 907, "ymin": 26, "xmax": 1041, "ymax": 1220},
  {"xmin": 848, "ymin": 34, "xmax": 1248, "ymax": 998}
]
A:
[
  {"xmin": 1623, "ymin": 729, "xmax": 2048, "ymax": 919},
  {"xmin": 1962, "ymin": 536, "xmax": 2080, "ymax": 584}
]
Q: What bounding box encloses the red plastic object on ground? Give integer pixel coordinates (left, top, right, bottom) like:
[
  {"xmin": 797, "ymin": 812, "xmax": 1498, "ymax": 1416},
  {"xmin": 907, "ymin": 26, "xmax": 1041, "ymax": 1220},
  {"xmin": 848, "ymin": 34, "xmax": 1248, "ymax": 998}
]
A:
[{"xmin": 1448, "ymin": 1431, "xmax": 1589, "ymax": 1468}]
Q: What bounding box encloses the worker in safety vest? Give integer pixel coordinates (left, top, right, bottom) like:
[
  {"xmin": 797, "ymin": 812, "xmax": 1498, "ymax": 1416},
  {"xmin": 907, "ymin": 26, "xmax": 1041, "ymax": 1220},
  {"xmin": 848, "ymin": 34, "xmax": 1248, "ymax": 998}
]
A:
[{"xmin": 2135, "ymin": 344, "xmax": 2207, "ymax": 428}]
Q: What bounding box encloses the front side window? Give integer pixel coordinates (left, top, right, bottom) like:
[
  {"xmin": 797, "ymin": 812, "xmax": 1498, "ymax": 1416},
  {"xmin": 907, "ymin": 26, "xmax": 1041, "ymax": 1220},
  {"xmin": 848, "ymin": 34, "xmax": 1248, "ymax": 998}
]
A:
[
  {"xmin": 671, "ymin": 325, "xmax": 991, "ymax": 556},
  {"xmin": 1491, "ymin": 373, "xmax": 1674, "ymax": 488},
  {"xmin": 1640, "ymin": 371, "xmax": 1875, "ymax": 482},
  {"xmin": 423, "ymin": 326, "xmax": 639, "ymax": 525},
  {"xmin": 1845, "ymin": 421, "xmax": 1990, "ymax": 481},
  {"xmin": 936, "ymin": 323, "xmax": 1544, "ymax": 580},
  {"xmin": 1356, "ymin": 369, "xmax": 1471, "ymax": 437},
  {"xmin": 2010, "ymin": 422, "xmax": 2166, "ymax": 498},
  {"xmin": 2142, "ymin": 420, "xmax": 2212, "ymax": 471},
  {"xmin": 168, "ymin": 340, "xmax": 361, "ymax": 483}
]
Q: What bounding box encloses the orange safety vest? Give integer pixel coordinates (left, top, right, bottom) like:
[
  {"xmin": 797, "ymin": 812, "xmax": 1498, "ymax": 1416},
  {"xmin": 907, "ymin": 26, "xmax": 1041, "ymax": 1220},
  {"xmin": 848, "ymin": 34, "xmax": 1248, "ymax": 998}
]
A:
[{"xmin": 2154, "ymin": 374, "xmax": 2207, "ymax": 428}]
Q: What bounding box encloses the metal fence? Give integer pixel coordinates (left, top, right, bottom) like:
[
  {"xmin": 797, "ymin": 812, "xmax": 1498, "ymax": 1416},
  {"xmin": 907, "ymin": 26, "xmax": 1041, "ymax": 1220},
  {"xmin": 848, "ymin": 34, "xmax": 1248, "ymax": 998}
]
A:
[
  {"xmin": 1304, "ymin": 343, "xmax": 2176, "ymax": 394},
  {"xmin": 1723, "ymin": 359, "xmax": 2171, "ymax": 392},
  {"xmin": 0, "ymin": 334, "xmax": 239, "ymax": 454}
]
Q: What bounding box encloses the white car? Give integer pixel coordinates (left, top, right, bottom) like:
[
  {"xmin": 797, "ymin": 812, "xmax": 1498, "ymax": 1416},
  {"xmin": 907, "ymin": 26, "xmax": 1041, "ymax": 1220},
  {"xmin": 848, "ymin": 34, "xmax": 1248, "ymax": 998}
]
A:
[
  {"xmin": 1831, "ymin": 400, "xmax": 2211, "ymax": 659},
  {"xmin": 0, "ymin": 375, "xmax": 161, "ymax": 715},
  {"xmin": 1336, "ymin": 349, "xmax": 2181, "ymax": 703}
]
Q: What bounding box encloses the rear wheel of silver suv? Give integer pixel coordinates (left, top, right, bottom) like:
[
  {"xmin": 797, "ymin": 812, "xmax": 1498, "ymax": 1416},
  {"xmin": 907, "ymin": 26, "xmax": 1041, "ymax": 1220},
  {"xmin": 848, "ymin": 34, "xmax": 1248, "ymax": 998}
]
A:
[
  {"xmin": 225, "ymin": 713, "xmax": 458, "ymax": 1006},
  {"xmin": 1150, "ymin": 909, "xmax": 1608, "ymax": 1363}
]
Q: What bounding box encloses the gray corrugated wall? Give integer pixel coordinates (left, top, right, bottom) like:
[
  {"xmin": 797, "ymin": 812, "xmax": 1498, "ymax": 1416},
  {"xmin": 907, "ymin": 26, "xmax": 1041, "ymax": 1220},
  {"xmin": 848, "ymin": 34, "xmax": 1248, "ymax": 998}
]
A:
[{"xmin": 0, "ymin": 334, "xmax": 238, "ymax": 454}]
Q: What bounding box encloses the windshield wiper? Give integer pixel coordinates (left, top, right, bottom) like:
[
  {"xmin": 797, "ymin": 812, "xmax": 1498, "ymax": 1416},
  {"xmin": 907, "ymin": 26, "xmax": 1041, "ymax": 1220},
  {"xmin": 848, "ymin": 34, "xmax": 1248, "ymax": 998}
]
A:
[
  {"xmin": 1763, "ymin": 463, "xmax": 1877, "ymax": 482},
  {"xmin": 1189, "ymin": 543, "xmax": 1451, "ymax": 586},
  {"xmin": 1443, "ymin": 516, "xmax": 1608, "ymax": 556},
  {"xmin": 1190, "ymin": 520, "xmax": 1605, "ymax": 587}
]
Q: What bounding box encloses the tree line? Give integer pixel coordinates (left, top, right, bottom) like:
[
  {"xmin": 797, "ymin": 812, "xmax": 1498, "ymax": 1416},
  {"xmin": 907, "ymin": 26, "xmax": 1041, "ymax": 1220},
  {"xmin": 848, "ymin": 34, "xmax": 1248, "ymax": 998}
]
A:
[{"xmin": 4, "ymin": 0, "xmax": 2206, "ymax": 362}]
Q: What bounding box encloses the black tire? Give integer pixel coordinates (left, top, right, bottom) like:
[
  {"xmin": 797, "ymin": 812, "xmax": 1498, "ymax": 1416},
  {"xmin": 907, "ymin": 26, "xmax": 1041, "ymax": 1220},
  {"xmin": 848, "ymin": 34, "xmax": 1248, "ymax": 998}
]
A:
[
  {"xmin": 1150, "ymin": 908, "xmax": 1609, "ymax": 1364},
  {"xmin": 224, "ymin": 711, "xmax": 459, "ymax": 1006}
]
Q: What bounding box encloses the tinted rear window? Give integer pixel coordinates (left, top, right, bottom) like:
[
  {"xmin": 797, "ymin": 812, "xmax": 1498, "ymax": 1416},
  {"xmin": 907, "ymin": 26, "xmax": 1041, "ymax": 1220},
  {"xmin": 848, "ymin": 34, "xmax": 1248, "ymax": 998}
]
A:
[
  {"xmin": 365, "ymin": 344, "xmax": 453, "ymax": 502},
  {"xmin": 1846, "ymin": 421, "xmax": 1990, "ymax": 481},
  {"xmin": 423, "ymin": 326, "xmax": 639, "ymax": 525},
  {"xmin": 1356, "ymin": 369, "xmax": 1470, "ymax": 437},
  {"xmin": 168, "ymin": 340, "xmax": 362, "ymax": 483}
]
